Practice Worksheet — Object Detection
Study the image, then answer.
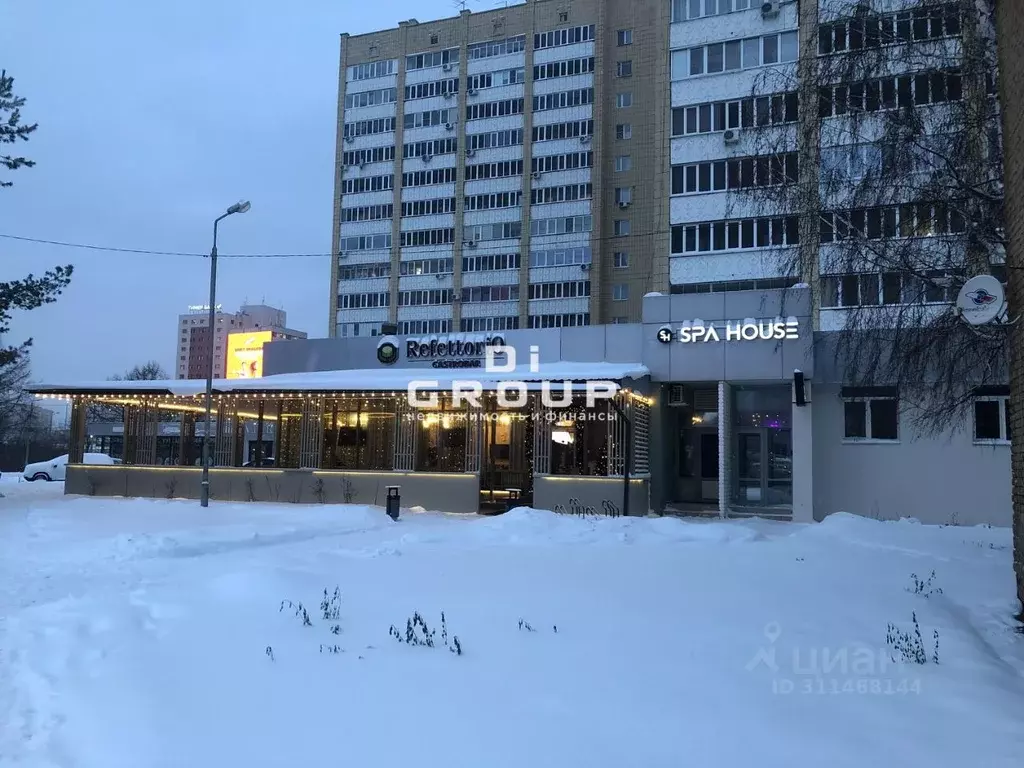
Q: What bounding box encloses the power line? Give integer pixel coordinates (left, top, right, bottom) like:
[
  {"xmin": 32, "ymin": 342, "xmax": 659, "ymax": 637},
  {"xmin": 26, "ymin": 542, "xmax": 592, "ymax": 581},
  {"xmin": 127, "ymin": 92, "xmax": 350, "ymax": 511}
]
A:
[
  {"xmin": 0, "ymin": 227, "xmax": 676, "ymax": 260},
  {"xmin": 0, "ymin": 234, "xmax": 330, "ymax": 259}
]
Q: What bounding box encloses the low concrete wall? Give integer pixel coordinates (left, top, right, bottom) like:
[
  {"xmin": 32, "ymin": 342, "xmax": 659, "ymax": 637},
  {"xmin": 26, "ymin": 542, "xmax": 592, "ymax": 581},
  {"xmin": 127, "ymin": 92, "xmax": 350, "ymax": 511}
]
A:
[
  {"xmin": 532, "ymin": 475, "xmax": 650, "ymax": 517},
  {"xmin": 65, "ymin": 465, "xmax": 481, "ymax": 514}
]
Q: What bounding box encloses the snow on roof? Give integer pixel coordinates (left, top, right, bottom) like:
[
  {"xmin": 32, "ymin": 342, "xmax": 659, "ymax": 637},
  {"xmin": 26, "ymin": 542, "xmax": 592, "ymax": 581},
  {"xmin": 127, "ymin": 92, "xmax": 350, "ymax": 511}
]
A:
[{"xmin": 28, "ymin": 362, "xmax": 649, "ymax": 397}]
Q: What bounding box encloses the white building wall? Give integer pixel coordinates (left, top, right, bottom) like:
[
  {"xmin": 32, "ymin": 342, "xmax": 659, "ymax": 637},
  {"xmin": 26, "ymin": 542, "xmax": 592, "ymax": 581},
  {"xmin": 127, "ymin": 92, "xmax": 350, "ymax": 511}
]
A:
[
  {"xmin": 533, "ymin": 41, "xmax": 594, "ymax": 65},
  {"xmin": 462, "ymin": 300, "xmax": 518, "ymax": 318},
  {"xmin": 402, "ymin": 183, "xmax": 456, "ymax": 202},
  {"xmin": 671, "ymin": 249, "xmax": 794, "ymax": 284},
  {"xmin": 467, "ymin": 52, "xmax": 525, "ymax": 76},
  {"xmin": 812, "ymin": 384, "xmax": 1011, "ymax": 526}
]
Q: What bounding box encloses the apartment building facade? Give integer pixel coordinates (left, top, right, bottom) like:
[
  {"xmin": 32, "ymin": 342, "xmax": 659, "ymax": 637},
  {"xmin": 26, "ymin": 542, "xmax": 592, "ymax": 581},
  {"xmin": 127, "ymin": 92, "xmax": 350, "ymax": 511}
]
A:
[
  {"xmin": 321, "ymin": 0, "xmax": 1009, "ymax": 523},
  {"xmin": 176, "ymin": 304, "xmax": 307, "ymax": 380},
  {"xmin": 331, "ymin": 0, "xmax": 671, "ymax": 339},
  {"xmin": 333, "ymin": 0, "xmax": 1001, "ymax": 324}
]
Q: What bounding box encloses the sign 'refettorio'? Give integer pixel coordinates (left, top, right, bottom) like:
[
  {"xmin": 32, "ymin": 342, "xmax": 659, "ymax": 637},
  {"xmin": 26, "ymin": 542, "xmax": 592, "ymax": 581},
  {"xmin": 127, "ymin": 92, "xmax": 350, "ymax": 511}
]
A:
[{"xmin": 657, "ymin": 319, "xmax": 800, "ymax": 344}]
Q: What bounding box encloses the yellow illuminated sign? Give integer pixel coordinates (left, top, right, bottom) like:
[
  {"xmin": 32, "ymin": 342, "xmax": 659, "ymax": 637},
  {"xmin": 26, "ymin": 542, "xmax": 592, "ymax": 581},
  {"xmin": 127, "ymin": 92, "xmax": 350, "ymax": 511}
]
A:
[{"xmin": 226, "ymin": 331, "xmax": 273, "ymax": 379}]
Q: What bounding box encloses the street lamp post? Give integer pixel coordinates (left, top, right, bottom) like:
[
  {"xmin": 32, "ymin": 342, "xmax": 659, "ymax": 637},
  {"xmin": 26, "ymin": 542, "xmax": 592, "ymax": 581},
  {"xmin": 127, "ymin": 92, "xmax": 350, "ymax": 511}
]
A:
[{"xmin": 200, "ymin": 200, "xmax": 251, "ymax": 508}]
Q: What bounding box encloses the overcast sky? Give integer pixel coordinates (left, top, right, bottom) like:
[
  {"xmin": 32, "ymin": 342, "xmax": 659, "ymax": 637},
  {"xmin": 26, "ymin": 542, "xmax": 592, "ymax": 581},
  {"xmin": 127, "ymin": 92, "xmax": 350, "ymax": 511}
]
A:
[{"xmin": 2, "ymin": 0, "xmax": 481, "ymax": 384}]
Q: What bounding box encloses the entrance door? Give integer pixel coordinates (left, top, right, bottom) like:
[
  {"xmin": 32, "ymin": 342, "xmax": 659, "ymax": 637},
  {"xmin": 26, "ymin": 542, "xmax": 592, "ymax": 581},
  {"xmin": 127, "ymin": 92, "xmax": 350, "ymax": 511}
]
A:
[
  {"xmin": 479, "ymin": 413, "xmax": 531, "ymax": 511},
  {"xmin": 676, "ymin": 427, "xmax": 720, "ymax": 503},
  {"xmin": 735, "ymin": 428, "xmax": 792, "ymax": 508}
]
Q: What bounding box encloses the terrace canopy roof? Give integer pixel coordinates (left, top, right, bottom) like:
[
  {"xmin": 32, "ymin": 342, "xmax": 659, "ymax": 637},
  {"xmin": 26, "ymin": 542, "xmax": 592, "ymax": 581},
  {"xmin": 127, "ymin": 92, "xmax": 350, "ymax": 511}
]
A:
[{"xmin": 27, "ymin": 362, "xmax": 650, "ymax": 397}]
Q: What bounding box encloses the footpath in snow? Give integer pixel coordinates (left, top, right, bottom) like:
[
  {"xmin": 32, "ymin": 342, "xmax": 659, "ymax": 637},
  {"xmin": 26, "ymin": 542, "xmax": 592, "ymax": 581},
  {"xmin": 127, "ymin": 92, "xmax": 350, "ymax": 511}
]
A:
[{"xmin": 0, "ymin": 478, "xmax": 1023, "ymax": 767}]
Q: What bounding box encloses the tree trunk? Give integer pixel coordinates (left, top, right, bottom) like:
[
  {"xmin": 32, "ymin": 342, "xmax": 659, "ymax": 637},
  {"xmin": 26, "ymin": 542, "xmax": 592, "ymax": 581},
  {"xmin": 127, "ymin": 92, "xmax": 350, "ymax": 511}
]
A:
[{"xmin": 995, "ymin": 0, "xmax": 1024, "ymax": 615}]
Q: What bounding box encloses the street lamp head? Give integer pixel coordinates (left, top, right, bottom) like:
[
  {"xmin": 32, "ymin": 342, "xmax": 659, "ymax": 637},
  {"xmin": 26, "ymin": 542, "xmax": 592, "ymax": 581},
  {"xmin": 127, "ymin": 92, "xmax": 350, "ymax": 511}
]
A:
[{"xmin": 227, "ymin": 200, "xmax": 251, "ymax": 215}]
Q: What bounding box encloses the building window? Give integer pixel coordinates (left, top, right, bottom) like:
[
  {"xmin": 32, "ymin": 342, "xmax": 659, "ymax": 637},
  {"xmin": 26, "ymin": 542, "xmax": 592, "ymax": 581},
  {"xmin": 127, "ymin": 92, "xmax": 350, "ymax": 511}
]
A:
[
  {"xmin": 672, "ymin": 0, "xmax": 754, "ymax": 21},
  {"xmin": 818, "ymin": 3, "xmax": 961, "ymax": 55},
  {"xmin": 529, "ymin": 246, "xmax": 591, "ymax": 267},
  {"xmin": 671, "ymin": 92, "xmax": 798, "ymax": 136},
  {"xmin": 973, "ymin": 390, "xmax": 1010, "ymax": 443},
  {"xmin": 415, "ymin": 400, "xmax": 468, "ymax": 473},
  {"xmin": 615, "ymin": 155, "xmax": 632, "ymax": 172},
  {"xmin": 616, "ymin": 61, "xmax": 633, "ymax": 78},
  {"xmin": 533, "ymin": 57, "xmax": 595, "ymax": 81},
  {"xmin": 613, "ymin": 251, "xmax": 629, "ymax": 268},
  {"xmin": 528, "ymin": 281, "xmax": 591, "ymax": 300},
  {"xmin": 468, "ymin": 36, "xmax": 525, "ymax": 60},
  {"xmin": 615, "ymin": 123, "xmax": 632, "ymax": 140},
  {"xmin": 842, "ymin": 388, "xmax": 899, "ymax": 441},
  {"xmin": 614, "ymin": 187, "xmax": 632, "ymax": 205},
  {"xmin": 817, "ymin": 69, "xmax": 964, "ymax": 118},
  {"xmin": 534, "ymin": 24, "xmax": 595, "ymax": 51},
  {"xmin": 670, "ymin": 152, "xmax": 799, "ymax": 194},
  {"xmin": 533, "ymin": 88, "xmax": 594, "ymax": 112},
  {"xmin": 671, "ymin": 215, "xmax": 800, "ymax": 255},
  {"xmin": 406, "ymin": 47, "xmax": 459, "ymax": 72},
  {"xmin": 616, "ymin": 92, "xmax": 633, "ymax": 108},
  {"xmin": 671, "ymin": 31, "xmax": 798, "ymax": 79},
  {"xmin": 347, "ymin": 60, "xmax": 395, "ymax": 81},
  {"xmin": 617, "ymin": 29, "xmax": 632, "ymax": 46},
  {"xmin": 613, "ymin": 283, "xmax": 629, "ymax": 301},
  {"xmin": 558, "ymin": 11, "xmax": 569, "ymax": 22},
  {"xmin": 613, "ymin": 220, "xmax": 631, "ymax": 236},
  {"xmin": 430, "ymin": 33, "xmax": 439, "ymax": 45}
]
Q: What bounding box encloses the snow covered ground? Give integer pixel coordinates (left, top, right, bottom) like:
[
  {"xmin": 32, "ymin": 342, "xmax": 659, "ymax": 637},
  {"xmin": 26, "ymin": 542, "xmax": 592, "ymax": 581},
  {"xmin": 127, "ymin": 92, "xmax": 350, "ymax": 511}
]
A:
[{"xmin": 1, "ymin": 477, "xmax": 1023, "ymax": 767}]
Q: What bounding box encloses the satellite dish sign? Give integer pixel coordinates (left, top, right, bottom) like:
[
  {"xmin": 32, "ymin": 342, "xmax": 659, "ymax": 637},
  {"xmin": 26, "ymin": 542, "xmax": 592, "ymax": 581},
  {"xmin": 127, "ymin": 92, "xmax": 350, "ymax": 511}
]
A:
[{"xmin": 956, "ymin": 274, "xmax": 1005, "ymax": 326}]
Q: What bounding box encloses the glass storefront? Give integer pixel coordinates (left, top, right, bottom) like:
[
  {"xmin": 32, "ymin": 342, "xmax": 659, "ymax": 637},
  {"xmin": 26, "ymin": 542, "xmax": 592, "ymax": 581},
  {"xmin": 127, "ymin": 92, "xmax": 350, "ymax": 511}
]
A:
[{"xmin": 732, "ymin": 386, "xmax": 792, "ymax": 508}]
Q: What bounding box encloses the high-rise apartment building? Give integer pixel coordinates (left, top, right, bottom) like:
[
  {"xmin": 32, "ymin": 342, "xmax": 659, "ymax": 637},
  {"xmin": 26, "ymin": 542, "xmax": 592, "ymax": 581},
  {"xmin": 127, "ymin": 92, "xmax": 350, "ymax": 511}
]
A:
[
  {"xmin": 331, "ymin": 0, "xmax": 1001, "ymax": 338},
  {"xmin": 330, "ymin": 0, "xmax": 671, "ymax": 337},
  {"xmin": 175, "ymin": 304, "xmax": 307, "ymax": 380}
]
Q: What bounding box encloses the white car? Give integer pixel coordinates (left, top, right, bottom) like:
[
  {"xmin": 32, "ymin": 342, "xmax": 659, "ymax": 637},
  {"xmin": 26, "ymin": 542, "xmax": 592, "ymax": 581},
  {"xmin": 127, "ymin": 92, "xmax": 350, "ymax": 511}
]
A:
[{"xmin": 23, "ymin": 453, "xmax": 116, "ymax": 482}]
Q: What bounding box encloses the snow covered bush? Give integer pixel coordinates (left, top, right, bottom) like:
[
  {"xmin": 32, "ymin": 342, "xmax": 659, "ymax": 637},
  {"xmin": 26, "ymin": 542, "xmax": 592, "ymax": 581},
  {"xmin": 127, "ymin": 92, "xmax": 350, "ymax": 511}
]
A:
[
  {"xmin": 389, "ymin": 611, "xmax": 462, "ymax": 655},
  {"xmin": 886, "ymin": 612, "xmax": 939, "ymax": 665}
]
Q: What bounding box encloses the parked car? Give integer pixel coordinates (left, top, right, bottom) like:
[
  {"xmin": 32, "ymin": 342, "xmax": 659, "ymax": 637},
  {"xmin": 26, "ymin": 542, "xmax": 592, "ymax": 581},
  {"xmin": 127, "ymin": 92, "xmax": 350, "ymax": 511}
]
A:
[
  {"xmin": 23, "ymin": 452, "xmax": 116, "ymax": 482},
  {"xmin": 242, "ymin": 457, "xmax": 276, "ymax": 467}
]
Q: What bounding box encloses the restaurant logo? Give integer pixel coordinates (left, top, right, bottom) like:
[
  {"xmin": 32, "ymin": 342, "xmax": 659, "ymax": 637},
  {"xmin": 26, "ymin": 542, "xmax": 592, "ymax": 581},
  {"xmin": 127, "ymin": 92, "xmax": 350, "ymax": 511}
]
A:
[
  {"xmin": 377, "ymin": 338, "xmax": 399, "ymax": 365},
  {"xmin": 658, "ymin": 319, "xmax": 799, "ymax": 344},
  {"xmin": 405, "ymin": 334, "xmax": 506, "ymax": 369}
]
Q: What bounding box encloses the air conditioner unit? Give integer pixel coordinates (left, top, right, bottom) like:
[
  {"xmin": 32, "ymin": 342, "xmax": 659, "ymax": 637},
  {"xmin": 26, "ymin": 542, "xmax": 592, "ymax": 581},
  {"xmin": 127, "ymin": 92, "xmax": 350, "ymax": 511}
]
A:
[
  {"xmin": 463, "ymin": 240, "xmax": 477, "ymax": 248},
  {"xmin": 579, "ymin": 135, "xmax": 591, "ymax": 145},
  {"xmin": 467, "ymin": 87, "xmax": 477, "ymax": 96},
  {"xmin": 761, "ymin": 1, "xmax": 780, "ymax": 18},
  {"xmin": 580, "ymin": 263, "xmax": 591, "ymax": 272},
  {"xmin": 667, "ymin": 384, "xmax": 690, "ymax": 407},
  {"xmin": 617, "ymin": 200, "xmax": 630, "ymax": 209},
  {"xmin": 435, "ymin": 273, "xmax": 445, "ymax": 281},
  {"xmin": 531, "ymin": 171, "xmax": 542, "ymax": 180},
  {"xmin": 442, "ymin": 62, "xmax": 453, "ymax": 72},
  {"xmin": 445, "ymin": 122, "xmax": 455, "ymax": 131},
  {"xmin": 422, "ymin": 154, "xmax": 433, "ymax": 163},
  {"xmin": 443, "ymin": 91, "xmax": 454, "ymax": 100},
  {"xmin": 465, "ymin": 148, "xmax": 476, "ymax": 157},
  {"xmin": 723, "ymin": 128, "xmax": 741, "ymax": 144},
  {"xmin": 344, "ymin": 135, "xmax": 355, "ymax": 144}
]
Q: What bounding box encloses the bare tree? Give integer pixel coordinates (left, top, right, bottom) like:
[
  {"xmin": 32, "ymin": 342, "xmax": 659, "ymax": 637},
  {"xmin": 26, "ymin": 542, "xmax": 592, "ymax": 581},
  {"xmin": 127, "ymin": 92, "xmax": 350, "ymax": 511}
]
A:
[
  {"xmin": 721, "ymin": 0, "xmax": 1003, "ymax": 433},
  {"xmin": 87, "ymin": 361, "xmax": 171, "ymax": 423},
  {"xmin": 0, "ymin": 353, "xmax": 32, "ymax": 444}
]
